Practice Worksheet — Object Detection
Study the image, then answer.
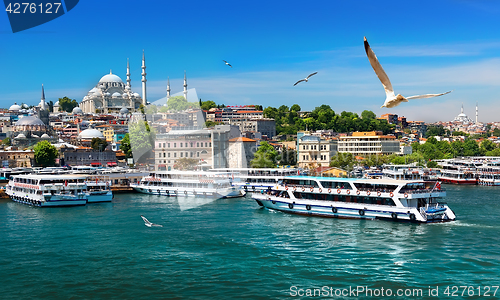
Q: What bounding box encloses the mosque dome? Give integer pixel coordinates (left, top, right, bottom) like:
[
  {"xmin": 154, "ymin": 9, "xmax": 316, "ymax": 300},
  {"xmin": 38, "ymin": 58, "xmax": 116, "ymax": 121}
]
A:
[
  {"xmin": 112, "ymin": 92, "xmax": 121, "ymax": 98},
  {"xmin": 9, "ymin": 103, "xmax": 21, "ymax": 111},
  {"xmin": 15, "ymin": 116, "xmax": 45, "ymax": 126},
  {"xmin": 78, "ymin": 128, "xmax": 105, "ymax": 140},
  {"xmin": 133, "ymin": 92, "xmax": 140, "ymax": 97},
  {"xmin": 41, "ymin": 133, "xmax": 50, "ymax": 139},
  {"xmin": 120, "ymin": 107, "xmax": 129, "ymax": 115},
  {"xmin": 104, "ymin": 92, "xmax": 111, "ymax": 97},
  {"xmin": 15, "ymin": 133, "xmax": 26, "ymax": 139},
  {"xmin": 72, "ymin": 107, "xmax": 83, "ymax": 115},
  {"xmin": 99, "ymin": 73, "xmax": 124, "ymax": 84},
  {"xmin": 54, "ymin": 101, "xmax": 59, "ymax": 106}
]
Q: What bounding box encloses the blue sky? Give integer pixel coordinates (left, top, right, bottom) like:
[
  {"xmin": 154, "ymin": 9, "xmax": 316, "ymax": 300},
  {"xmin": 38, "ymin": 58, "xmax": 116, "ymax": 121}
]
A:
[{"xmin": 1, "ymin": 0, "xmax": 500, "ymax": 122}]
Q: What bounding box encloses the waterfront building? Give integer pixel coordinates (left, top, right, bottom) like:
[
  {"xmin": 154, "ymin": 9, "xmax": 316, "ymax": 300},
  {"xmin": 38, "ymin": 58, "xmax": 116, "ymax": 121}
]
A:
[
  {"xmin": 227, "ymin": 137, "xmax": 258, "ymax": 168},
  {"xmin": 297, "ymin": 134, "xmax": 338, "ymax": 168},
  {"xmin": 63, "ymin": 148, "xmax": 117, "ymax": 167},
  {"xmin": 338, "ymin": 131, "xmax": 400, "ymax": 156},
  {"xmin": 0, "ymin": 149, "xmax": 34, "ymax": 168}
]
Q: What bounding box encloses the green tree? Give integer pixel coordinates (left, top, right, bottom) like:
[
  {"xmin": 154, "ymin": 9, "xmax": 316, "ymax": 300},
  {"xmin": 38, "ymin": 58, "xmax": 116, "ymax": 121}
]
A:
[
  {"xmin": 2, "ymin": 137, "xmax": 11, "ymax": 146},
  {"xmin": 250, "ymin": 142, "xmax": 278, "ymax": 168},
  {"xmin": 58, "ymin": 96, "xmax": 78, "ymax": 112},
  {"xmin": 145, "ymin": 105, "xmax": 158, "ymax": 115},
  {"xmin": 254, "ymin": 105, "xmax": 263, "ymax": 111},
  {"xmin": 167, "ymin": 96, "xmax": 198, "ymax": 111},
  {"xmin": 159, "ymin": 106, "xmax": 169, "ymax": 113},
  {"xmin": 480, "ymin": 139, "xmax": 496, "ymax": 154},
  {"xmin": 200, "ymin": 100, "xmax": 217, "ymax": 111},
  {"xmin": 128, "ymin": 120, "xmax": 156, "ymax": 164},
  {"xmin": 120, "ymin": 133, "xmax": 132, "ymax": 159},
  {"xmin": 361, "ymin": 110, "xmax": 376, "ymax": 120},
  {"xmin": 204, "ymin": 120, "xmax": 222, "ymax": 128},
  {"xmin": 290, "ymin": 104, "xmax": 301, "ymax": 112},
  {"xmin": 278, "ymin": 148, "xmax": 297, "ymax": 166},
  {"xmin": 493, "ymin": 128, "xmax": 500, "ymax": 137},
  {"xmin": 34, "ymin": 141, "xmax": 58, "ymax": 167},
  {"xmin": 91, "ymin": 137, "xmax": 108, "ymax": 151},
  {"xmin": 329, "ymin": 152, "xmax": 356, "ymax": 171}
]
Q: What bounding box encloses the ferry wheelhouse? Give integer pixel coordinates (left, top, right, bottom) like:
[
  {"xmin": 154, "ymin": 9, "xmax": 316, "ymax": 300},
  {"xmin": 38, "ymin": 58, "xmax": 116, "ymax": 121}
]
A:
[
  {"xmin": 211, "ymin": 168, "xmax": 301, "ymax": 191},
  {"xmin": 6, "ymin": 174, "xmax": 88, "ymax": 207},
  {"xmin": 131, "ymin": 171, "xmax": 245, "ymax": 198},
  {"xmin": 252, "ymin": 176, "xmax": 455, "ymax": 223}
]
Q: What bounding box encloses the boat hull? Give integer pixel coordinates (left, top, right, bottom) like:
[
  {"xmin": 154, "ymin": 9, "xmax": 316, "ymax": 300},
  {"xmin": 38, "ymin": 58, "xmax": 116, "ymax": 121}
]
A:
[
  {"xmin": 438, "ymin": 177, "xmax": 477, "ymax": 185},
  {"xmin": 86, "ymin": 191, "xmax": 113, "ymax": 203},
  {"xmin": 252, "ymin": 194, "xmax": 456, "ymax": 223}
]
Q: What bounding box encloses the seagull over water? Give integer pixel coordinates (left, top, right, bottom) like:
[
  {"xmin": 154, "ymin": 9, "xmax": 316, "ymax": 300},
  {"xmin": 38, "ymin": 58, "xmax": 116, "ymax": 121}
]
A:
[
  {"xmin": 293, "ymin": 72, "xmax": 318, "ymax": 86},
  {"xmin": 364, "ymin": 37, "xmax": 452, "ymax": 108},
  {"xmin": 223, "ymin": 60, "xmax": 232, "ymax": 68}
]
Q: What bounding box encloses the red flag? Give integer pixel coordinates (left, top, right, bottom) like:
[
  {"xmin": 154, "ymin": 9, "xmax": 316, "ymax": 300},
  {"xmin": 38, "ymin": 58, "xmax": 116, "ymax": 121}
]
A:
[
  {"xmin": 65, "ymin": 180, "xmax": 68, "ymax": 187},
  {"xmin": 436, "ymin": 182, "xmax": 441, "ymax": 190}
]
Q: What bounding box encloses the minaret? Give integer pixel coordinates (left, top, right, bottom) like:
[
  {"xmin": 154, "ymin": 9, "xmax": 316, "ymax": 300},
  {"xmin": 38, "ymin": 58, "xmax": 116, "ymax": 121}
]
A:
[
  {"xmin": 141, "ymin": 50, "xmax": 147, "ymax": 105},
  {"xmin": 183, "ymin": 71, "xmax": 188, "ymax": 101},
  {"xmin": 40, "ymin": 84, "xmax": 46, "ymax": 110},
  {"xmin": 461, "ymin": 103, "xmax": 464, "ymax": 114},
  {"xmin": 166, "ymin": 77, "xmax": 171, "ymax": 100},
  {"xmin": 126, "ymin": 58, "xmax": 131, "ymax": 89},
  {"xmin": 476, "ymin": 102, "xmax": 478, "ymax": 124}
]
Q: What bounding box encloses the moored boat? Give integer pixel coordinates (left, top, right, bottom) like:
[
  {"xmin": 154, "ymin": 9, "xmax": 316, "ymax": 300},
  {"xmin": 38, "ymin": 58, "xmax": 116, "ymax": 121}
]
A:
[
  {"xmin": 85, "ymin": 175, "xmax": 113, "ymax": 202},
  {"xmin": 6, "ymin": 174, "xmax": 88, "ymax": 207},
  {"xmin": 131, "ymin": 171, "xmax": 245, "ymax": 198},
  {"xmin": 252, "ymin": 176, "xmax": 455, "ymax": 223}
]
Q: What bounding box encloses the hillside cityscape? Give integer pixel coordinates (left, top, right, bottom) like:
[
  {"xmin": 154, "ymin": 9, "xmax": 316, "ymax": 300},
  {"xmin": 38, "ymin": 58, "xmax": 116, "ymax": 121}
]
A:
[{"xmin": 0, "ymin": 68, "xmax": 497, "ymax": 174}]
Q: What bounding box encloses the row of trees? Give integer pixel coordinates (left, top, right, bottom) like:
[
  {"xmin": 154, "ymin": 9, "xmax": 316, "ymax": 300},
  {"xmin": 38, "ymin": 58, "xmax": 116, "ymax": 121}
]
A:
[
  {"xmin": 263, "ymin": 104, "xmax": 394, "ymax": 136},
  {"xmin": 249, "ymin": 142, "xmax": 296, "ymax": 168}
]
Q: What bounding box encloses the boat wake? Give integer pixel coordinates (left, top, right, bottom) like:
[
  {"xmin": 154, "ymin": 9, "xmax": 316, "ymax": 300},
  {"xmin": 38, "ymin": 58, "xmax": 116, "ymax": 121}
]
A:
[{"xmin": 141, "ymin": 215, "xmax": 163, "ymax": 227}]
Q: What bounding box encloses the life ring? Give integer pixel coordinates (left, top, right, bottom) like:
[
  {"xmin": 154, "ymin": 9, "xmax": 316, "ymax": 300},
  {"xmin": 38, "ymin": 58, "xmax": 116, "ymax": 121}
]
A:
[
  {"xmin": 356, "ymin": 190, "xmax": 360, "ymax": 195},
  {"xmin": 346, "ymin": 190, "xmax": 350, "ymax": 195},
  {"xmin": 319, "ymin": 188, "xmax": 322, "ymax": 193},
  {"xmin": 244, "ymin": 186, "xmax": 247, "ymax": 190},
  {"xmin": 328, "ymin": 188, "xmax": 332, "ymax": 193},
  {"xmin": 203, "ymin": 192, "xmax": 206, "ymax": 196},
  {"xmin": 389, "ymin": 192, "xmax": 394, "ymax": 197},
  {"xmin": 310, "ymin": 187, "xmax": 314, "ymax": 192},
  {"xmin": 377, "ymin": 191, "xmax": 381, "ymax": 197},
  {"xmin": 149, "ymin": 189, "xmax": 152, "ymax": 193},
  {"xmin": 332, "ymin": 207, "xmax": 337, "ymax": 213},
  {"xmin": 306, "ymin": 205, "xmax": 311, "ymax": 211},
  {"xmin": 285, "ymin": 186, "xmax": 288, "ymax": 191},
  {"xmin": 367, "ymin": 190, "xmax": 371, "ymax": 196},
  {"xmin": 391, "ymin": 212, "xmax": 398, "ymax": 219},
  {"xmin": 184, "ymin": 190, "xmax": 188, "ymax": 195},
  {"xmin": 302, "ymin": 187, "xmax": 305, "ymax": 192},
  {"xmin": 252, "ymin": 186, "xmax": 256, "ymax": 190},
  {"xmin": 409, "ymin": 213, "xmax": 416, "ymax": 221},
  {"xmin": 404, "ymin": 193, "xmax": 408, "ymax": 198},
  {"xmin": 359, "ymin": 209, "xmax": 365, "ymax": 216},
  {"xmin": 193, "ymin": 191, "xmax": 197, "ymax": 195},
  {"xmin": 337, "ymin": 189, "xmax": 341, "ymax": 194},
  {"xmin": 288, "ymin": 203, "xmax": 293, "ymax": 209},
  {"xmin": 293, "ymin": 187, "xmax": 297, "ymax": 191}
]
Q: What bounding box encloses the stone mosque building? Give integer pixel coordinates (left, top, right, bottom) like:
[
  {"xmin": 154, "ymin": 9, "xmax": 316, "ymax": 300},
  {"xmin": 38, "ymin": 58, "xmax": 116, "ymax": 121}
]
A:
[{"xmin": 79, "ymin": 52, "xmax": 148, "ymax": 114}]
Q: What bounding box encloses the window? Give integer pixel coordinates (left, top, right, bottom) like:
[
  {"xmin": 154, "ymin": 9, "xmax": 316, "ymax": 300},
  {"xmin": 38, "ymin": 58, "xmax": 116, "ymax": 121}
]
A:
[
  {"xmin": 174, "ymin": 143, "xmax": 176, "ymax": 148},
  {"xmin": 168, "ymin": 143, "xmax": 170, "ymax": 148},
  {"xmin": 163, "ymin": 143, "xmax": 166, "ymax": 148},
  {"xmin": 180, "ymin": 152, "xmax": 183, "ymax": 157},
  {"xmin": 205, "ymin": 142, "xmax": 208, "ymax": 147},
  {"xmin": 197, "ymin": 142, "xmax": 199, "ymax": 147},
  {"xmin": 174, "ymin": 153, "xmax": 177, "ymax": 158},
  {"xmin": 168, "ymin": 153, "xmax": 170, "ymax": 158},
  {"xmin": 197, "ymin": 152, "xmax": 200, "ymax": 157},
  {"xmin": 185, "ymin": 143, "xmax": 188, "ymax": 147},
  {"xmin": 163, "ymin": 153, "xmax": 166, "ymax": 157}
]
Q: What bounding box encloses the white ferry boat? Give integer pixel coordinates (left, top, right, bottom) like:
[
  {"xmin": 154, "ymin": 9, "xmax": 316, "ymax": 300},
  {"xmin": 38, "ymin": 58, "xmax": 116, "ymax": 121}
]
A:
[
  {"xmin": 131, "ymin": 171, "xmax": 245, "ymax": 198},
  {"xmin": 6, "ymin": 174, "xmax": 88, "ymax": 207},
  {"xmin": 211, "ymin": 168, "xmax": 300, "ymax": 191},
  {"xmin": 85, "ymin": 175, "xmax": 113, "ymax": 202},
  {"xmin": 252, "ymin": 176, "xmax": 455, "ymax": 223}
]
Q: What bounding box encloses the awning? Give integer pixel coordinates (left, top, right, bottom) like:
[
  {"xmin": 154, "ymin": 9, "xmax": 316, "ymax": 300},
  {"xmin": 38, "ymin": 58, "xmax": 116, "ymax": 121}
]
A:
[
  {"xmin": 91, "ymin": 162, "xmax": 102, "ymax": 166},
  {"xmin": 107, "ymin": 162, "xmax": 117, "ymax": 166}
]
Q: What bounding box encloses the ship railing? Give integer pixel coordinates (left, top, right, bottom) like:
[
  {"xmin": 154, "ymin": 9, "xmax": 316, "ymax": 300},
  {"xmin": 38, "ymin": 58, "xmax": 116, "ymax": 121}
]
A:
[
  {"xmin": 399, "ymin": 188, "xmax": 446, "ymax": 194},
  {"xmin": 419, "ymin": 207, "xmax": 428, "ymax": 221}
]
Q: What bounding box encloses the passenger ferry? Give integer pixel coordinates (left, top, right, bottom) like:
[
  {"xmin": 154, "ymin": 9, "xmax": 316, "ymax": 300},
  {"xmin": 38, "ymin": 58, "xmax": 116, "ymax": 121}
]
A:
[
  {"xmin": 211, "ymin": 168, "xmax": 300, "ymax": 191},
  {"xmin": 252, "ymin": 176, "xmax": 455, "ymax": 223},
  {"xmin": 131, "ymin": 171, "xmax": 245, "ymax": 198},
  {"xmin": 85, "ymin": 175, "xmax": 113, "ymax": 202},
  {"xmin": 6, "ymin": 174, "xmax": 88, "ymax": 207},
  {"xmin": 438, "ymin": 169, "xmax": 477, "ymax": 185}
]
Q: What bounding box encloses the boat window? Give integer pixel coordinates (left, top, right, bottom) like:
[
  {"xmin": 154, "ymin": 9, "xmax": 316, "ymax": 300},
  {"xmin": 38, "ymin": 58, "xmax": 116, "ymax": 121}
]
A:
[{"xmin": 292, "ymin": 192, "xmax": 395, "ymax": 206}]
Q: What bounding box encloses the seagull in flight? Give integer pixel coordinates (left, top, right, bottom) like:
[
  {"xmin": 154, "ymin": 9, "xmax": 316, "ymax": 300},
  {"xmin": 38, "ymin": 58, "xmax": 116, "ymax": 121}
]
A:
[
  {"xmin": 364, "ymin": 37, "xmax": 452, "ymax": 108},
  {"xmin": 294, "ymin": 72, "xmax": 318, "ymax": 86},
  {"xmin": 223, "ymin": 60, "xmax": 232, "ymax": 68},
  {"xmin": 141, "ymin": 215, "xmax": 163, "ymax": 227}
]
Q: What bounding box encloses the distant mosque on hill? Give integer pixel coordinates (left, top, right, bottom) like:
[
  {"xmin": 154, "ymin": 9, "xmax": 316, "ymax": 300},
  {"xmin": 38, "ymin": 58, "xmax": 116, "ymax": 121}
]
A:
[
  {"xmin": 452, "ymin": 103, "xmax": 478, "ymax": 124},
  {"xmin": 79, "ymin": 51, "xmax": 194, "ymax": 114}
]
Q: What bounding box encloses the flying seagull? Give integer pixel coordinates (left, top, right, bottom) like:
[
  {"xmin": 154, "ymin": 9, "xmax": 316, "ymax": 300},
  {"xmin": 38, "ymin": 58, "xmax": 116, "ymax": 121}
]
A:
[
  {"xmin": 141, "ymin": 215, "xmax": 163, "ymax": 227},
  {"xmin": 294, "ymin": 72, "xmax": 318, "ymax": 86},
  {"xmin": 223, "ymin": 60, "xmax": 232, "ymax": 68},
  {"xmin": 364, "ymin": 37, "xmax": 452, "ymax": 108}
]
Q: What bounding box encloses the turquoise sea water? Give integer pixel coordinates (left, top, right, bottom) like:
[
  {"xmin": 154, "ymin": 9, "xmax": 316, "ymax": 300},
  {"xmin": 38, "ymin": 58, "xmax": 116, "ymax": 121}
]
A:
[{"xmin": 1, "ymin": 185, "xmax": 500, "ymax": 299}]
